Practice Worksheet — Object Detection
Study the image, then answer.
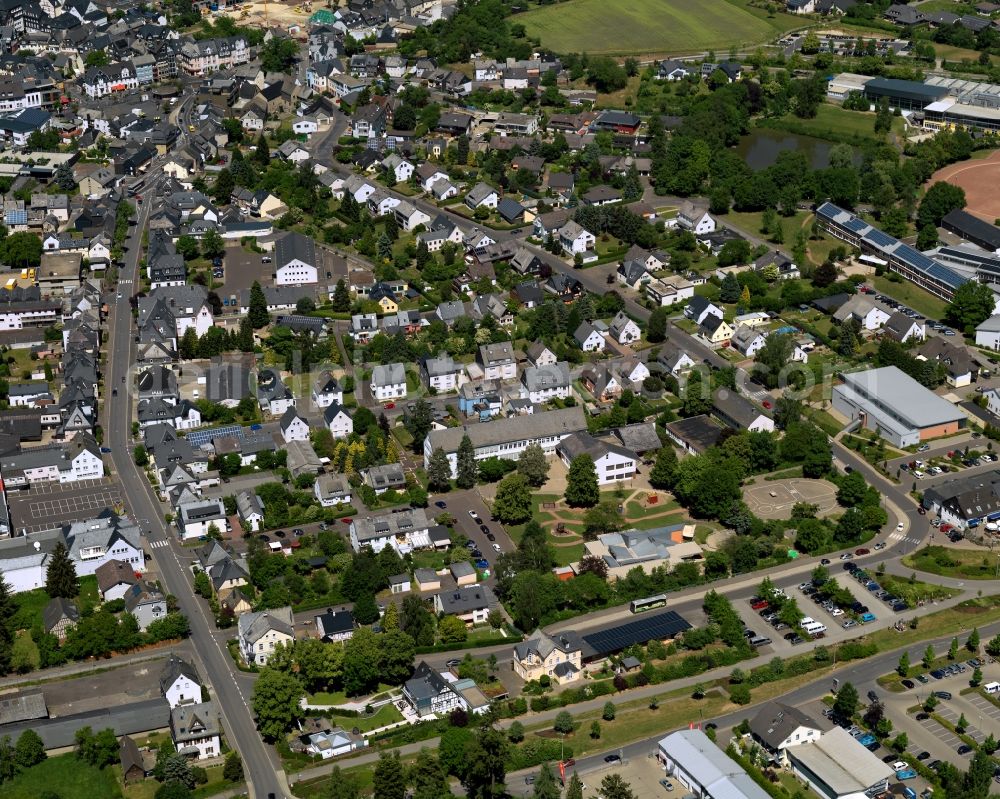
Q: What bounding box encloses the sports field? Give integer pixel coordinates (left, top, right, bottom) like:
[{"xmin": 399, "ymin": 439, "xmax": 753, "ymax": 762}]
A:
[
  {"xmin": 519, "ymin": 0, "xmax": 803, "ymax": 55},
  {"xmin": 931, "ymin": 148, "xmax": 1000, "ymax": 222}
]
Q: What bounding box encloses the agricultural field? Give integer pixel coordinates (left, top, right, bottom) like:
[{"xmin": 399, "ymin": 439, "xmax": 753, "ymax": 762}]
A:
[{"xmin": 518, "ymin": 0, "xmax": 803, "ymax": 56}]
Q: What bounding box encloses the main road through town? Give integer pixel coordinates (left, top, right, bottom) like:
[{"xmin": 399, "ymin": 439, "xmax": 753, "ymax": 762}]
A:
[{"xmin": 105, "ymin": 172, "xmax": 287, "ymax": 799}]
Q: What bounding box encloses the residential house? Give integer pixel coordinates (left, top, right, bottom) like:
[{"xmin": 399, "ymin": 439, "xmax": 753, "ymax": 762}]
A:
[
  {"xmin": 43, "ymin": 597, "xmax": 78, "ymax": 642},
  {"xmin": 464, "ymin": 183, "xmax": 499, "ymax": 210},
  {"xmin": 513, "ymin": 629, "xmax": 583, "ymax": 684},
  {"xmin": 433, "ymin": 585, "xmax": 496, "ymax": 625},
  {"xmin": 235, "ymin": 490, "xmax": 265, "ymax": 532},
  {"xmin": 883, "ymin": 311, "xmax": 925, "ymax": 343},
  {"xmin": 274, "ymin": 231, "xmax": 318, "ymax": 286},
  {"xmin": 749, "ymin": 702, "xmax": 823, "ymax": 765},
  {"xmin": 237, "ymin": 606, "xmax": 295, "ymax": 666},
  {"xmin": 324, "ymin": 403, "xmax": 354, "ymax": 439},
  {"xmin": 526, "ymin": 342, "xmax": 558, "ymax": 368},
  {"xmin": 371, "ymin": 363, "xmax": 407, "ymax": 401},
  {"xmin": 557, "ymin": 431, "xmax": 637, "ymax": 484},
  {"xmin": 257, "ymin": 368, "xmax": 295, "ymax": 416},
  {"xmin": 699, "ymin": 314, "xmax": 734, "ymax": 345},
  {"xmin": 363, "ymin": 463, "xmax": 406, "ymax": 495},
  {"xmin": 314, "ymin": 473, "xmax": 352, "ymax": 507},
  {"xmin": 315, "ymin": 609, "xmax": 355, "ymax": 643},
  {"xmin": 170, "ymin": 701, "xmax": 220, "ymax": 760},
  {"xmin": 731, "ymin": 325, "xmax": 767, "ymax": 357},
  {"xmin": 422, "ymin": 352, "xmax": 464, "ymax": 392},
  {"xmin": 160, "ymin": 654, "xmax": 202, "ymax": 708},
  {"xmin": 559, "ymin": 220, "xmax": 596, "ymax": 255},
  {"xmin": 675, "ymin": 201, "xmax": 716, "ymax": 235},
  {"xmin": 279, "ymin": 408, "xmax": 310, "ymax": 443},
  {"xmin": 124, "ymin": 581, "xmax": 168, "ymax": 631},
  {"xmin": 685, "ymin": 296, "xmax": 724, "ymax": 326},
  {"xmin": 521, "ymin": 362, "xmax": 572, "ymax": 404},
  {"xmin": 403, "ymin": 661, "xmax": 466, "ymax": 718},
  {"xmin": 713, "ymin": 389, "xmax": 775, "ymax": 433},
  {"xmin": 95, "ymin": 558, "xmax": 138, "ymax": 602},
  {"xmin": 312, "ymin": 371, "xmax": 343, "ymax": 408},
  {"xmin": 477, "ymin": 342, "xmax": 517, "ymax": 381},
  {"xmin": 574, "ymin": 321, "xmax": 605, "ymax": 352},
  {"xmin": 349, "ymin": 508, "xmax": 431, "ymax": 554},
  {"xmin": 608, "ymin": 311, "xmax": 641, "ymax": 345}
]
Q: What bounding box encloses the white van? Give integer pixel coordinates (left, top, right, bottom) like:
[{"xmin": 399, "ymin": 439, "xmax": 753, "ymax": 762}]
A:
[
  {"xmin": 804, "ymin": 622, "xmax": 827, "ymax": 635},
  {"xmin": 984, "ymin": 682, "xmax": 1000, "ymax": 695}
]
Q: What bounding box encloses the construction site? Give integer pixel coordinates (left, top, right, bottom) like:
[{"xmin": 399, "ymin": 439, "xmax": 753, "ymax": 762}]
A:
[{"xmin": 209, "ymin": 0, "xmax": 332, "ymax": 31}]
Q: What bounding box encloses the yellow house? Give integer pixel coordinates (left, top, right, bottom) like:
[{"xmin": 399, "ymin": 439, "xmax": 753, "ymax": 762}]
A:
[
  {"xmin": 513, "ymin": 629, "xmax": 583, "ymax": 684},
  {"xmin": 376, "ymin": 295, "xmax": 398, "ymax": 313},
  {"xmin": 700, "ymin": 314, "xmax": 734, "ymax": 344}
]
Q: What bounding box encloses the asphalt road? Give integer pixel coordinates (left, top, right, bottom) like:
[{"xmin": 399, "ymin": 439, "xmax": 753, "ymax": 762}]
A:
[{"xmin": 106, "ymin": 174, "xmax": 286, "ymax": 799}]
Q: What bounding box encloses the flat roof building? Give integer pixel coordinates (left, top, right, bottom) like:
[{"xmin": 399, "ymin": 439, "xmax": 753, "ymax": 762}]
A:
[
  {"xmin": 832, "ymin": 366, "xmax": 966, "ymax": 447},
  {"xmin": 657, "ymin": 729, "xmax": 773, "ymax": 799},
  {"xmin": 787, "ymin": 727, "xmax": 893, "ymax": 799}
]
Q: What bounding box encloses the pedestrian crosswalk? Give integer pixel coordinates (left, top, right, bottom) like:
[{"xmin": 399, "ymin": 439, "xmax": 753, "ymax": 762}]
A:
[
  {"xmin": 119, "ymin": 279, "xmax": 133, "ymax": 285},
  {"xmin": 149, "ymin": 539, "xmax": 170, "ymax": 549},
  {"xmin": 887, "ymin": 531, "xmax": 921, "ymax": 546}
]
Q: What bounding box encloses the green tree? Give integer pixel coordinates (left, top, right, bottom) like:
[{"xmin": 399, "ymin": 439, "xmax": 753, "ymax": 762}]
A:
[
  {"xmin": 133, "ymin": 445, "xmax": 149, "ymax": 466},
  {"xmin": 508, "ymin": 721, "xmax": 525, "ymax": 743},
  {"xmin": 175, "ymin": 235, "xmax": 199, "ymax": 261},
  {"xmin": 45, "ymin": 542, "xmax": 78, "ymax": 598},
  {"xmin": 325, "ymin": 766, "xmax": 361, "ymax": 799},
  {"xmin": 833, "ymin": 682, "xmax": 858, "ymax": 719},
  {"xmin": 602, "ymin": 701, "xmax": 616, "ymax": 720},
  {"xmin": 917, "ymin": 181, "xmax": 966, "ymax": 229},
  {"xmin": 552, "ymin": 710, "xmax": 575, "ymax": 734},
  {"xmin": 373, "ymin": 750, "xmax": 406, "ymax": 799},
  {"xmin": 517, "ymin": 442, "xmax": 550, "ymax": 487},
  {"xmin": 492, "ymin": 472, "xmax": 533, "ymax": 523},
  {"xmin": 565, "ymin": 455, "xmax": 599, "ymax": 508},
  {"xmin": 534, "ymin": 763, "xmax": 561, "ymax": 799},
  {"xmin": 342, "ymin": 627, "xmax": 382, "ymax": 695},
  {"xmin": 380, "ymin": 629, "xmax": 416, "ymax": 685},
  {"xmin": 972, "ymin": 666, "xmax": 983, "ymax": 687},
  {"xmin": 427, "ymin": 448, "xmax": 452, "ymax": 492},
  {"xmin": 248, "ymin": 281, "xmax": 269, "ymax": 329},
  {"xmin": 647, "ymin": 307, "xmax": 668, "ymax": 342},
  {"xmin": 260, "ymin": 37, "xmax": 299, "ymax": 72},
  {"xmin": 223, "ymin": 751, "xmax": 243, "ymax": 783},
  {"xmin": 332, "ymin": 279, "xmax": 351, "ymax": 312},
  {"xmin": 897, "ymin": 651, "xmax": 909, "ymax": 678},
  {"xmin": 892, "ymin": 732, "xmax": 908, "ymax": 753},
  {"xmin": 201, "ymin": 228, "xmax": 224, "ymax": 260},
  {"xmin": 462, "ymin": 724, "xmax": 508, "ymax": 799},
  {"xmin": 410, "ymin": 749, "xmax": 449, "ymax": 799},
  {"xmin": 54, "ymin": 162, "xmax": 76, "ymax": 192},
  {"xmin": 251, "ymin": 668, "xmax": 303, "ymax": 740},
  {"xmin": 836, "ymin": 471, "xmax": 868, "ymax": 507},
  {"xmin": 438, "ymin": 614, "xmax": 467, "ymax": 644},
  {"xmin": 950, "ymin": 637, "xmax": 960, "ymax": 660},
  {"xmin": 566, "ymin": 774, "xmax": 584, "ymax": 799},
  {"xmin": 404, "ymin": 400, "xmax": 434, "ymax": 454},
  {"xmin": 590, "ymin": 720, "xmax": 602, "ymax": 739},
  {"xmin": 649, "ymin": 447, "xmax": 679, "ymax": 489},
  {"xmin": 719, "ymin": 272, "xmax": 741, "ymax": 303},
  {"xmin": 947, "ymin": 280, "xmax": 996, "ymax": 332},
  {"xmin": 969, "ymin": 627, "xmax": 981, "ymax": 652},
  {"xmin": 456, "ymin": 434, "xmax": 477, "ymax": 488},
  {"xmin": 352, "ymin": 592, "xmax": 379, "ymax": 625},
  {"xmin": 923, "ymin": 644, "xmax": 935, "ymax": 669},
  {"xmin": 600, "ymin": 773, "xmax": 637, "ymax": 799},
  {"xmin": 14, "ymin": 729, "xmax": 45, "ymax": 769}
]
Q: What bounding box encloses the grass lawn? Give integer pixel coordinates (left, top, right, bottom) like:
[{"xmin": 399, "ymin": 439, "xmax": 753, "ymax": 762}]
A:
[
  {"xmin": 518, "ymin": 0, "xmax": 803, "ymax": 55},
  {"xmin": 6, "ymin": 754, "xmax": 123, "ymax": 799},
  {"xmin": 757, "ymin": 104, "xmax": 884, "ymax": 144},
  {"xmin": 351, "ymin": 703, "xmax": 404, "ymax": 732},
  {"xmin": 877, "ymin": 573, "xmax": 961, "ymax": 607},
  {"xmin": 724, "ymin": 209, "xmax": 817, "ymax": 259},
  {"xmin": 307, "ymin": 684, "xmax": 395, "ymax": 706},
  {"xmin": 936, "ymin": 43, "xmax": 997, "ymax": 66},
  {"xmin": 903, "ymin": 545, "xmax": 1000, "ymax": 580},
  {"xmin": 871, "ymin": 274, "xmax": 948, "ymax": 321}
]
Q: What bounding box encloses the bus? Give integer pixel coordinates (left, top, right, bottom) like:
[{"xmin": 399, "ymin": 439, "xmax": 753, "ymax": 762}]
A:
[{"xmin": 630, "ymin": 594, "xmax": 667, "ymax": 614}]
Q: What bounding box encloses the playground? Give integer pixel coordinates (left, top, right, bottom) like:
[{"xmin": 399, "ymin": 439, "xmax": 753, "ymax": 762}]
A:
[{"xmin": 743, "ymin": 478, "xmax": 839, "ymax": 521}]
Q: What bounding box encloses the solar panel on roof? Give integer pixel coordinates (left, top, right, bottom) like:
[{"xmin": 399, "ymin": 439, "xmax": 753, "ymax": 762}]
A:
[
  {"xmin": 864, "ymin": 228, "xmax": 896, "ymax": 248},
  {"xmin": 186, "ymin": 424, "xmax": 244, "ymax": 447},
  {"xmin": 581, "ymin": 609, "xmax": 692, "ymax": 656},
  {"xmin": 844, "ymin": 217, "xmax": 869, "ymax": 233},
  {"xmin": 927, "ymin": 262, "xmax": 967, "ymax": 288}
]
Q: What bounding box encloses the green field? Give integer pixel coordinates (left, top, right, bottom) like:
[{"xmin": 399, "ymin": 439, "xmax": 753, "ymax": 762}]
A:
[
  {"xmin": 756, "ymin": 103, "xmax": 904, "ymax": 145},
  {"xmin": 5, "ymin": 754, "xmax": 123, "ymax": 799},
  {"xmin": 518, "ymin": 0, "xmax": 804, "ymax": 55},
  {"xmin": 871, "ymin": 274, "xmax": 949, "ymax": 321}
]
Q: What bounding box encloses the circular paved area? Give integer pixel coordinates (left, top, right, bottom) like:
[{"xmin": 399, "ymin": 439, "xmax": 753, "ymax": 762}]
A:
[{"xmin": 743, "ymin": 478, "xmax": 838, "ymax": 520}]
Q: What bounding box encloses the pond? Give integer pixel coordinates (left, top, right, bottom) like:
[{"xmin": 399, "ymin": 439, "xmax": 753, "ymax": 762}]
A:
[{"xmin": 735, "ymin": 129, "xmax": 849, "ymax": 171}]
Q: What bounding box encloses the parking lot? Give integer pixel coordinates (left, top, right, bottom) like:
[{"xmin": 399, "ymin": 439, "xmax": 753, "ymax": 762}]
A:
[
  {"xmin": 220, "ymin": 241, "xmax": 276, "ymax": 297},
  {"xmin": 6, "ymin": 478, "xmax": 126, "ymax": 533}
]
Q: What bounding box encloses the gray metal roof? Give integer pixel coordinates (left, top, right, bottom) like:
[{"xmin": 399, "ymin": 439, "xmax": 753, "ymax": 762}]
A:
[
  {"xmin": 425, "ymin": 407, "xmax": 586, "ymax": 454},
  {"xmin": 839, "ymin": 366, "xmax": 965, "ymax": 428},
  {"xmin": 787, "ymin": 727, "xmax": 893, "ymax": 794}
]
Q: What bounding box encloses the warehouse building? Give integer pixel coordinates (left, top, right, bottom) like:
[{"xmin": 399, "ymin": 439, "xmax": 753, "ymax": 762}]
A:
[
  {"xmin": 831, "ymin": 366, "xmax": 966, "ymax": 447},
  {"xmin": 787, "ymin": 727, "xmax": 893, "ymax": 799},
  {"xmin": 657, "ymin": 729, "xmax": 773, "ymax": 799}
]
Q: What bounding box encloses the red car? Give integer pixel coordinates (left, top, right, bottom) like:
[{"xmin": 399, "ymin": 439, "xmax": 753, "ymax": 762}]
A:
[
  {"xmin": 940, "ymin": 523, "xmax": 954, "ymax": 533},
  {"xmin": 750, "ymin": 599, "xmax": 769, "ymax": 610},
  {"xmin": 762, "ymin": 400, "xmax": 772, "ymax": 409},
  {"xmin": 341, "ymin": 517, "xmax": 352, "ymax": 524},
  {"xmin": 855, "ymin": 547, "xmax": 870, "ymax": 556},
  {"xmin": 384, "ymin": 402, "xmax": 395, "ymax": 409}
]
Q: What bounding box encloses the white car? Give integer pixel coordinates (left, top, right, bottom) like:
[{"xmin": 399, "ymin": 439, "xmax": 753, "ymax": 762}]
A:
[
  {"xmin": 913, "ymin": 470, "xmax": 925, "ymax": 478},
  {"xmin": 491, "ymin": 543, "xmax": 502, "ymax": 552},
  {"xmin": 896, "ymin": 522, "xmax": 904, "ymax": 531},
  {"xmin": 892, "ymin": 762, "xmax": 908, "ymax": 772},
  {"xmin": 830, "ymin": 608, "xmax": 844, "ymax": 617},
  {"xmin": 468, "ymin": 510, "xmax": 477, "ymax": 517}
]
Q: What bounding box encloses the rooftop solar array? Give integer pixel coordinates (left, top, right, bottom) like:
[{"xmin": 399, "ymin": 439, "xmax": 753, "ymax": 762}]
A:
[
  {"xmin": 864, "ymin": 228, "xmax": 896, "ymax": 248},
  {"xmin": 936, "ymin": 246, "xmax": 1000, "ymax": 273},
  {"xmin": 581, "ymin": 609, "xmax": 692, "ymax": 658},
  {"xmin": 844, "ymin": 217, "xmax": 870, "ymax": 234},
  {"xmin": 186, "ymin": 424, "xmax": 245, "ymax": 447}
]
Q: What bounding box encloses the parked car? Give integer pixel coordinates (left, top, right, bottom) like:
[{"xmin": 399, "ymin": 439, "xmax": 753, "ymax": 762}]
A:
[
  {"xmin": 660, "ymin": 780, "xmax": 675, "ymax": 792},
  {"xmin": 896, "ymin": 770, "xmax": 917, "ymax": 781}
]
